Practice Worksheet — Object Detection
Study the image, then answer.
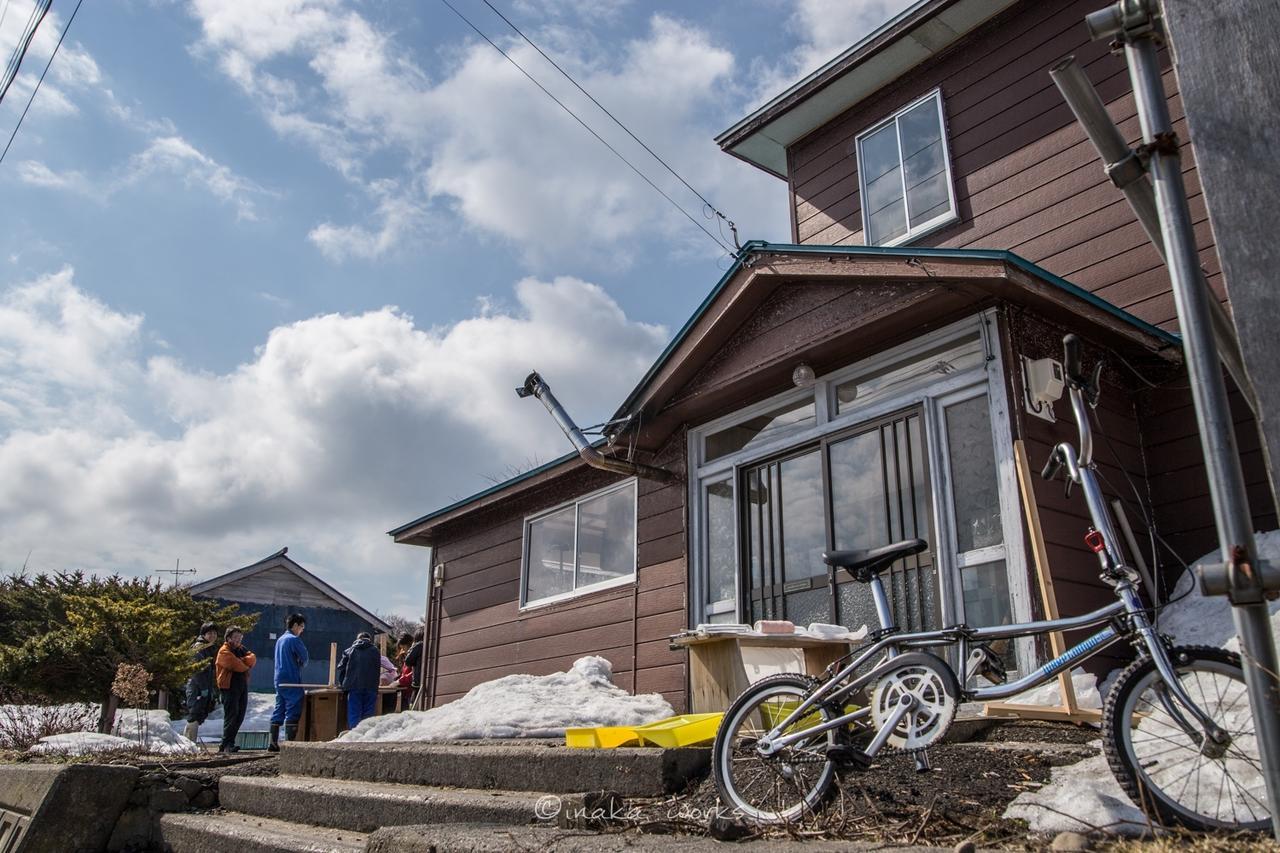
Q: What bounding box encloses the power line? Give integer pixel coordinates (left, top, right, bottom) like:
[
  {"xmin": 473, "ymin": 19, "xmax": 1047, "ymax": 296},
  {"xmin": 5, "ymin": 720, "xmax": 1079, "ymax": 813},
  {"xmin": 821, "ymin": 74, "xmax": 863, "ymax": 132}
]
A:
[
  {"xmin": 0, "ymin": 0, "xmax": 50, "ymax": 106},
  {"xmin": 1, "ymin": 0, "xmax": 83, "ymax": 165},
  {"xmin": 479, "ymin": 0, "xmax": 739, "ymax": 248},
  {"xmin": 0, "ymin": 0, "xmax": 17, "ymax": 51},
  {"xmin": 436, "ymin": 0, "xmax": 738, "ymax": 257}
]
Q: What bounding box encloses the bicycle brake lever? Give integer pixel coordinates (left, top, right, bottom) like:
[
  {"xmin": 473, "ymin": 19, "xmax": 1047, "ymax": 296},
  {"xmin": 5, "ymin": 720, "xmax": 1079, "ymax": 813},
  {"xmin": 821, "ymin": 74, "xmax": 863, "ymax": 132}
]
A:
[{"xmin": 1064, "ymin": 478, "xmax": 1074, "ymax": 499}]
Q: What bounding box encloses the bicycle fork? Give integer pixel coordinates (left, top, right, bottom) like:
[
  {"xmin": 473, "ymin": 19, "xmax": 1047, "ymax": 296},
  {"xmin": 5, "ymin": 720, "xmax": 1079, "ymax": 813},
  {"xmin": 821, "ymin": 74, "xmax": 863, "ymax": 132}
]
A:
[{"xmin": 1123, "ymin": 584, "xmax": 1232, "ymax": 755}]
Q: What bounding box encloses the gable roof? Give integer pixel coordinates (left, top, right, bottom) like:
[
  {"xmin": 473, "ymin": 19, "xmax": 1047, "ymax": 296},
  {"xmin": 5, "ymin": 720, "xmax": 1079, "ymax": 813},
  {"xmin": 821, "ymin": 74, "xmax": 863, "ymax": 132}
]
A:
[
  {"xmin": 716, "ymin": 0, "xmax": 1021, "ymax": 176},
  {"xmin": 190, "ymin": 548, "xmax": 394, "ymax": 633},
  {"xmin": 389, "ymin": 242, "xmax": 1180, "ymax": 547}
]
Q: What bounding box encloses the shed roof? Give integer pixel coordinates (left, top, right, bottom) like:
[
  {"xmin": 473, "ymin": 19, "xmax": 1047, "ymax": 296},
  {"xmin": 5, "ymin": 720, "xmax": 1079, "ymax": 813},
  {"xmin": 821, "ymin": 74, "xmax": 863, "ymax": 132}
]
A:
[
  {"xmin": 388, "ymin": 242, "xmax": 1180, "ymax": 547},
  {"xmin": 191, "ymin": 547, "xmax": 394, "ymax": 634},
  {"xmin": 715, "ymin": 0, "xmax": 1021, "ymax": 177}
]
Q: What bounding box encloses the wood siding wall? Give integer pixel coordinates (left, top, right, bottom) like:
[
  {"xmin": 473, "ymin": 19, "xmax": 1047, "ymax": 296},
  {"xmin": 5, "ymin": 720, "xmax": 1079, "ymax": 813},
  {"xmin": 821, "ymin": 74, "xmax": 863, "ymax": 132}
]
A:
[
  {"xmin": 1003, "ymin": 310, "xmax": 1150, "ymax": 669},
  {"xmin": 787, "ymin": 0, "xmax": 1219, "ymax": 332},
  {"xmin": 426, "ymin": 436, "xmax": 690, "ymax": 711},
  {"xmin": 203, "ymin": 566, "xmax": 348, "ymax": 610}
]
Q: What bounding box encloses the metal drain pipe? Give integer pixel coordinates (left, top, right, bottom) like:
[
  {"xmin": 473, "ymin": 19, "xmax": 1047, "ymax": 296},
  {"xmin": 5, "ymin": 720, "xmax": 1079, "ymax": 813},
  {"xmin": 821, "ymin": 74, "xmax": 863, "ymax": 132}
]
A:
[{"xmin": 517, "ymin": 371, "xmax": 671, "ymax": 482}]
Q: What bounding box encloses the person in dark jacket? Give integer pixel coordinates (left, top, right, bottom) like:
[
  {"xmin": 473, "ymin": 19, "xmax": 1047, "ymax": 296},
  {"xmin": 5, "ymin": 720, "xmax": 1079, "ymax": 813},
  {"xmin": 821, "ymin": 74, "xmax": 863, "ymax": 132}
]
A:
[
  {"xmin": 182, "ymin": 622, "xmax": 220, "ymax": 742},
  {"xmin": 269, "ymin": 612, "xmax": 309, "ymax": 751},
  {"xmin": 336, "ymin": 631, "xmax": 381, "ymax": 729},
  {"xmin": 215, "ymin": 626, "xmax": 257, "ymax": 753},
  {"xmin": 404, "ymin": 629, "xmax": 425, "ymax": 709}
]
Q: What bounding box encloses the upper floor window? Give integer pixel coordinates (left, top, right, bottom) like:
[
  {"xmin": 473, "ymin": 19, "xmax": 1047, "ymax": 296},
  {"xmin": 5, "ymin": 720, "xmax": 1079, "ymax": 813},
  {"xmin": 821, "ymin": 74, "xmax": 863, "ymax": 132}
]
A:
[
  {"xmin": 521, "ymin": 480, "xmax": 637, "ymax": 608},
  {"xmin": 856, "ymin": 90, "xmax": 957, "ymax": 247}
]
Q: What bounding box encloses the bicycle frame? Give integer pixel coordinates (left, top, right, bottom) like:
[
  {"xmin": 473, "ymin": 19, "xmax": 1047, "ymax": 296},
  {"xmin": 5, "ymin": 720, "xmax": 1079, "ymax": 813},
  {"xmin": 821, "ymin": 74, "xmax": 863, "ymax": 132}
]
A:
[{"xmin": 759, "ymin": 360, "xmax": 1228, "ymax": 755}]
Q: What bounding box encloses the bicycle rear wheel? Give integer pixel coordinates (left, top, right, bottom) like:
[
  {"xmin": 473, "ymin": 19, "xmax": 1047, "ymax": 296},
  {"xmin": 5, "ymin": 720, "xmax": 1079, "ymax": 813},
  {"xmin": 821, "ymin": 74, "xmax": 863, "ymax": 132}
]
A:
[
  {"xmin": 712, "ymin": 674, "xmax": 839, "ymax": 823},
  {"xmin": 1103, "ymin": 645, "xmax": 1269, "ymax": 831}
]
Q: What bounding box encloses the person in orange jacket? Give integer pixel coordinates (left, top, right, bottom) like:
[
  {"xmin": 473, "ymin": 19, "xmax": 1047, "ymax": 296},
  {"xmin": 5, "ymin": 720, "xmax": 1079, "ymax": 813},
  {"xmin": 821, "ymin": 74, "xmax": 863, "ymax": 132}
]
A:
[{"xmin": 215, "ymin": 626, "xmax": 257, "ymax": 753}]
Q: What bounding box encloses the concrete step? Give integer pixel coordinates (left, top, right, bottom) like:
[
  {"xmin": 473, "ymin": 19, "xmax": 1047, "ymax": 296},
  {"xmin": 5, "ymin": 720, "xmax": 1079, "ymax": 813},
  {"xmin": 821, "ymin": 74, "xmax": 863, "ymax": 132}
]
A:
[
  {"xmin": 220, "ymin": 774, "xmax": 544, "ymax": 832},
  {"xmin": 281, "ymin": 740, "xmax": 709, "ymax": 797},
  {"xmin": 365, "ymin": 823, "xmax": 948, "ymax": 852},
  {"xmin": 159, "ymin": 811, "xmax": 367, "ymax": 853}
]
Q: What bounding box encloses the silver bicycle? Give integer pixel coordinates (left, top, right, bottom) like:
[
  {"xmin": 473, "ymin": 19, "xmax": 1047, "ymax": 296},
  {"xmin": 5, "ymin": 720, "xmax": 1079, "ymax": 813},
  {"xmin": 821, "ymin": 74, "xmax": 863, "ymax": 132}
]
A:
[{"xmin": 712, "ymin": 334, "xmax": 1266, "ymax": 832}]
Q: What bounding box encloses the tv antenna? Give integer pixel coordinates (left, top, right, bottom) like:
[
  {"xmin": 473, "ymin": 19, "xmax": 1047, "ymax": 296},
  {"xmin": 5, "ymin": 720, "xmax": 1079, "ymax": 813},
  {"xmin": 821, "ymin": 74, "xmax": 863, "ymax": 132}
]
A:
[{"xmin": 165, "ymin": 558, "xmax": 197, "ymax": 588}]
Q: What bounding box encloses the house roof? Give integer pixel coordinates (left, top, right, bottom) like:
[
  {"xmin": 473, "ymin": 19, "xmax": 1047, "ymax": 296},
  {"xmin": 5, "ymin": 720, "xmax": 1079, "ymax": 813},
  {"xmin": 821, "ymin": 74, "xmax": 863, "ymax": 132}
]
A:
[
  {"xmin": 389, "ymin": 242, "xmax": 1180, "ymax": 547},
  {"xmin": 190, "ymin": 547, "xmax": 394, "ymax": 634},
  {"xmin": 715, "ymin": 0, "xmax": 1021, "ymax": 177}
]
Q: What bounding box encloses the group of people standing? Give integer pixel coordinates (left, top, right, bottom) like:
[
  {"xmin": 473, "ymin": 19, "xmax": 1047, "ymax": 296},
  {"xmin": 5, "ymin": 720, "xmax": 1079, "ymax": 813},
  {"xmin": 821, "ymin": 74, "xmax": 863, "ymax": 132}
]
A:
[{"xmin": 183, "ymin": 616, "xmax": 426, "ymax": 751}]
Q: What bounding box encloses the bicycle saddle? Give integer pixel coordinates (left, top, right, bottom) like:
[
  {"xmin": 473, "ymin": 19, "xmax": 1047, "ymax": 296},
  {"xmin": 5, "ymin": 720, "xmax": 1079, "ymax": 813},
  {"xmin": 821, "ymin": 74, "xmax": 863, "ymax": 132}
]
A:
[{"xmin": 823, "ymin": 538, "xmax": 928, "ymax": 581}]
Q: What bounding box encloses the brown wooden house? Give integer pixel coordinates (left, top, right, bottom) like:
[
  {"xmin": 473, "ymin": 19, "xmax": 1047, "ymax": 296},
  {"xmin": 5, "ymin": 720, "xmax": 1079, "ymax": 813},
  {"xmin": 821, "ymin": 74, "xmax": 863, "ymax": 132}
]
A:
[{"xmin": 389, "ymin": 0, "xmax": 1274, "ymax": 713}]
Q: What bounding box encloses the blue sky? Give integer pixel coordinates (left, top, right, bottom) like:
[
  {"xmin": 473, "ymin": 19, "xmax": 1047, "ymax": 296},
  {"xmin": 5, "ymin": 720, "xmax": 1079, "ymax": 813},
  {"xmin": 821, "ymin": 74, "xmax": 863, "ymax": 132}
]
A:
[{"xmin": 0, "ymin": 0, "xmax": 910, "ymax": 619}]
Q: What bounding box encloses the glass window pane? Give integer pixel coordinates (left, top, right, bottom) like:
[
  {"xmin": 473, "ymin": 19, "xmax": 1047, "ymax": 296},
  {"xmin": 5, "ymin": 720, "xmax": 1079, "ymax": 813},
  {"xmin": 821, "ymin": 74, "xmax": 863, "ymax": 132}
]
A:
[
  {"xmin": 778, "ymin": 451, "xmax": 825, "ymax": 582},
  {"xmin": 575, "ymin": 484, "xmax": 636, "ymax": 589},
  {"xmin": 961, "ymin": 560, "xmax": 1013, "ymax": 628},
  {"xmin": 945, "ymin": 395, "xmax": 1003, "ymax": 552},
  {"xmin": 859, "ymin": 122, "xmax": 906, "ymax": 245},
  {"xmin": 898, "ymin": 98, "xmax": 949, "ymax": 228},
  {"xmin": 526, "ymin": 505, "xmax": 576, "ymax": 603},
  {"xmin": 705, "ymin": 397, "xmax": 815, "ymax": 462},
  {"xmin": 835, "ymin": 333, "xmax": 982, "ymax": 413},
  {"xmin": 828, "ymin": 430, "xmax": 885, "ymax": 553},
  {"xmin": 705, "ymin": 479, "xmax": 736, "ymax": 606}
]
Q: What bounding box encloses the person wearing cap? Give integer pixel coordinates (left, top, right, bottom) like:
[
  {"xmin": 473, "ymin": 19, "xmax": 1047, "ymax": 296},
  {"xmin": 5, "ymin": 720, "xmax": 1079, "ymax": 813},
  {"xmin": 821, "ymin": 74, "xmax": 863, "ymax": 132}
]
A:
[
  {"xmin": 182, "ymin": 622, "xmax": 220, "ymax": 742},
  {"xmin": 336, "ymin": 631, "xmax": 381, "ymax": 730}
]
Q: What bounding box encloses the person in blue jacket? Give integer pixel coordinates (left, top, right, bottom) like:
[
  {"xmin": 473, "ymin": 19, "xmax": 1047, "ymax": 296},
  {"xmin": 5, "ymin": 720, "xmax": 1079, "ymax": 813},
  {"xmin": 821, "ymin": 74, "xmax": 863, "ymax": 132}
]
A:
[{"xmin": 269, "ymin": 612, "xmax": 309, "ymax": 751}]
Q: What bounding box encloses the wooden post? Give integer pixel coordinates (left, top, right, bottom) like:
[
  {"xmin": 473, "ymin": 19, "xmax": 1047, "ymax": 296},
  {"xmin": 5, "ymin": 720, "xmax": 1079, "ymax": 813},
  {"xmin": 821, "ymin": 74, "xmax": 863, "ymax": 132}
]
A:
[{"xmin": 328, "ymin": 642, "xmax": 338, "ymax": 687}]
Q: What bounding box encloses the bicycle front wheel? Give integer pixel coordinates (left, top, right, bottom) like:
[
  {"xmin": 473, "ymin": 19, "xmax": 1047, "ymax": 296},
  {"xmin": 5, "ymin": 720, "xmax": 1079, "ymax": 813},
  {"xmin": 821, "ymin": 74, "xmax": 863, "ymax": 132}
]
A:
[
  {"xmin": 1103, "ymin": 645, "xmax": 1269, "ymax": 831},
  {"xmin": 712, "ymin": 673, "xmax": 838, "ymax": 823}
]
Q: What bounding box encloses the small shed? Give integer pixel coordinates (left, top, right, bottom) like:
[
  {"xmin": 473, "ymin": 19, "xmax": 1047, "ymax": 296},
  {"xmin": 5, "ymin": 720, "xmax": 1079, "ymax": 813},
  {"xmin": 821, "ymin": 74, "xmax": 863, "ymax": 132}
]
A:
[{"xmin": 191, "ymin": 548, "xmax": 394, "ymax": 691}]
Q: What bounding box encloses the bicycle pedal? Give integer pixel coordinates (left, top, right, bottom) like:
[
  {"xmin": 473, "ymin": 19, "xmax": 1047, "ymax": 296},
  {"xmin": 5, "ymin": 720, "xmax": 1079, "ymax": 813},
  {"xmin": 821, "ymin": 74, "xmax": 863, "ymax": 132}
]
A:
[{"xmin": 825, "ymin": 744, "xmax": 871, "ymax": 770}]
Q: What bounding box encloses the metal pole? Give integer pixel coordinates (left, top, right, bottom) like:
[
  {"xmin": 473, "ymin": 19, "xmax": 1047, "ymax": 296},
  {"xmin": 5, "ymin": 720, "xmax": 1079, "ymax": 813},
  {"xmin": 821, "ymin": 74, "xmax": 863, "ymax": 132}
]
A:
[
  {"xmin": 1050, "ymin": 57, "xmax": 1259, "ymax": 417},
  {"xmin": 1083, "ymin": 2, "xmax": 1280, "ymax": 832}
]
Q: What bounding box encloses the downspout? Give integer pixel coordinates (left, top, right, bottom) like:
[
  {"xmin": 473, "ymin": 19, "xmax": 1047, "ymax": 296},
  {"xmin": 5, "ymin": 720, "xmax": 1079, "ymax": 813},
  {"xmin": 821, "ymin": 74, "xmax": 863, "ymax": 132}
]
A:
[{"xmin": 517, "ymin": 372, "xmax": 672, "ymax": 482}]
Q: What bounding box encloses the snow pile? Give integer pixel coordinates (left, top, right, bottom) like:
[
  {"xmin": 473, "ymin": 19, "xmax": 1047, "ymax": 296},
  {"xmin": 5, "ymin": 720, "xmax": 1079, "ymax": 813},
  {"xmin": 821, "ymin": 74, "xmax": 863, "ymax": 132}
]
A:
[
  {"xmin": 1006, "ymin": 666, "xmax": 1102, "ymax": 711},
  {"xmin": 1005, "ymin": 530, "xmax": 1280, "ymax": 835},
  {"xmin": 112, "ymin": 709, "xmax": 197, "ymax": 754},
  {"xmin": 29, "ymin": 733, "xmax": 147, "ymax": 756},
  {"xmin": 340, "ymin": 656, "xmax": 674, "ymax": 743},
  {"xmin": 172, "ymin": 692, "xmax": 278, "ymax": 742},
  {"xmin": 1005, "ymin": 749, "xmax": 1149, "ymax": 834}
]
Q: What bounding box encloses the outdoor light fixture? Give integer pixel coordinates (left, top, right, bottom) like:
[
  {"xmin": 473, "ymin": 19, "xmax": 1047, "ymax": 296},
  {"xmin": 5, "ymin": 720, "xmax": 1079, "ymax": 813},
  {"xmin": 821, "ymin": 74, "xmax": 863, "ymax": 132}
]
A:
[{"xmin": 792, "ymin": 362, "xmax": 816, "ymax": 388}]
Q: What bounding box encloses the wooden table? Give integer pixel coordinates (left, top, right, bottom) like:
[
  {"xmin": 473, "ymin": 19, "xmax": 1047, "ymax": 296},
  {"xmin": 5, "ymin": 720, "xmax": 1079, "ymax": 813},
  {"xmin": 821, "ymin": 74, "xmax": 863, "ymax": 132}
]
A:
[
  {"xmin": 669, "ymin": 632, "xmax": 855, "ymax": 713},
  {"xmin": 280, "ymin": 684, "xmax": 405, "ymax": 742}
]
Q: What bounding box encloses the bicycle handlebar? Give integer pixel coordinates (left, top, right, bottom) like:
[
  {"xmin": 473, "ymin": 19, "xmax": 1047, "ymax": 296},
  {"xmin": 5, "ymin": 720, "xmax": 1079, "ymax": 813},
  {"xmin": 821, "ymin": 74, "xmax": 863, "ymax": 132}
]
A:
[{"xmin": 1063, "ymin": 334, "xmax": 1084, "ymax": 385}]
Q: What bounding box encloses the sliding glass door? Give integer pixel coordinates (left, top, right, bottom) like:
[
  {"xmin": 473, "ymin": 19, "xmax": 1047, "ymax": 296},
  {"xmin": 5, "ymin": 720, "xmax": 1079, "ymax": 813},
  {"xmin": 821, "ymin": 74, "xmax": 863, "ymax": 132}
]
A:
[{"xmin": 741, "ymin": 407, "xmax": 937, "ymax": 634}]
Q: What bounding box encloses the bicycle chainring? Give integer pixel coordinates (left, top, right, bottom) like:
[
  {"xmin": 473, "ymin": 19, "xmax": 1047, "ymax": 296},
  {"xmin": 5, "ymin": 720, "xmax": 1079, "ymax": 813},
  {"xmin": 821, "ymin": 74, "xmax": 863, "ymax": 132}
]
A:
[{"xmin": 869, "ymin": 657, "xmax": 958, "ymax": 751}]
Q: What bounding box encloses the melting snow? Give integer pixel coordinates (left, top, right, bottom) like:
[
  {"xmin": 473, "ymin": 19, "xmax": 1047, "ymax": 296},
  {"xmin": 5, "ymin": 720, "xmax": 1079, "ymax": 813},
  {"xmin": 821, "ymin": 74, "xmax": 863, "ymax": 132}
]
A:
[
  {"xmin": 1005, "ymin": 530, "xmax": 1280, "ymax": 835},
  {"xmin": 339, "ymin": 655, "xmax": 673, "ymax": 742}
]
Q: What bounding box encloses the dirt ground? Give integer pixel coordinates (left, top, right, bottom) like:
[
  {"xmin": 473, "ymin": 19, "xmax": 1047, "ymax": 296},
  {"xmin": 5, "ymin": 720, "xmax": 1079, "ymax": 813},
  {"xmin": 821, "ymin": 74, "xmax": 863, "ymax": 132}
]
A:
[{"xmin": 610, "ymin": 721, "xmax": 1273, "ymax": 851}]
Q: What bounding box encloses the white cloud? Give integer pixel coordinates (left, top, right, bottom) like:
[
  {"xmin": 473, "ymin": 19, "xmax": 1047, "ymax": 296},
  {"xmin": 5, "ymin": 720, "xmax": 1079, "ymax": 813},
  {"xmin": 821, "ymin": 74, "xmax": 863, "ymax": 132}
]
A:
[
  {"xmin": 0, "ymin": 267, "xmax": 668, "ymax": 612},
  {"xmin": 187, "ymin": 2, "xmax": 788, "ymax": 263},
  {"xmin": 16, "ymin": 135, "xmax": 272, "ymax": 220},
  {"xmin": 750, "ymin": 0, "xmax": 917, "ymax": 107}
]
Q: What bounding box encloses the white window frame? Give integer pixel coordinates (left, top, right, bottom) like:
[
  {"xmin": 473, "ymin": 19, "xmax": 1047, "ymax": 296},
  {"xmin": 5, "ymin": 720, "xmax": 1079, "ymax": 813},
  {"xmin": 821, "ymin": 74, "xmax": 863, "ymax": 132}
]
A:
[
  {"xmin": 686, "ymin": 311, "xmax": 1032, "ymax": 670},
  {"xmin": 519, "ymin": 479, "xmax": 638, "ymax": 610},
  {"xmin": 855, "ymin": 89, "xmax": 959, "ymax": 248}
]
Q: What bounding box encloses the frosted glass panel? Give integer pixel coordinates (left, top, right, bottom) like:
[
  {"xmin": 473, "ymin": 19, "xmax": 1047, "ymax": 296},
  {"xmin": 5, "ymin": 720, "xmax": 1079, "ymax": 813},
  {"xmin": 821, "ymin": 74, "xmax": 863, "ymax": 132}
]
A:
[
  {"xmin": 961, "ymin": 560, "xmax": 1013, "ymax": 628},
  {"xmin": 945, "ymin": 395, "xmax": 1003, "ymax": 552},
  {"xmin": 526, "ymin": 506, "xmax": 576, "ymax": 602},
  {"xmin": 786, "ymin": 587, "xmax": 831, "ymax": 627},
  {"xmin": 706, "ymin": 478, "xmax": 736, "ymax": 606}
]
